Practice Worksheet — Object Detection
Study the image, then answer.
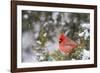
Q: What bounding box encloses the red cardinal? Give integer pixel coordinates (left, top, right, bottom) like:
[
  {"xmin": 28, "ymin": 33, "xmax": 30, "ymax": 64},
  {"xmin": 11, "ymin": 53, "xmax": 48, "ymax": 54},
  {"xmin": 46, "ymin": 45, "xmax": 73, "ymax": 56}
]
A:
[{"xmin": 59, "ymin": 33, "xmax": 77, "ymax": 55}]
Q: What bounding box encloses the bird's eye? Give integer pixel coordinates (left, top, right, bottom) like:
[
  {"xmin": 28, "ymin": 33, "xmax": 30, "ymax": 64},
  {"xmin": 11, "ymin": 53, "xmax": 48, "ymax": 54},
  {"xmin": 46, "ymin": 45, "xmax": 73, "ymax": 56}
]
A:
[{"xmin": 59, "ymin": 39, "xmax": 62, "ymax": 43}]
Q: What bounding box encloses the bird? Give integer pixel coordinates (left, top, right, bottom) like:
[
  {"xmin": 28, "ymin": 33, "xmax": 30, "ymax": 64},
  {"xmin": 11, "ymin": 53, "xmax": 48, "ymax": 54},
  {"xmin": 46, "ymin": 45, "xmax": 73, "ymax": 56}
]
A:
[{"xmin": 59, "ymin": 33, "xmax": 77, "ymax": 55}]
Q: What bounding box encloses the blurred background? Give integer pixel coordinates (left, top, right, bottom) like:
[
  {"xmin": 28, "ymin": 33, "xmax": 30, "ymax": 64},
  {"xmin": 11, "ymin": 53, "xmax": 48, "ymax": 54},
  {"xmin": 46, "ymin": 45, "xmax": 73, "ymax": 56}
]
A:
[{"xmin": 22, "ymin": 10, "xmax": 90, "ymax": 62}]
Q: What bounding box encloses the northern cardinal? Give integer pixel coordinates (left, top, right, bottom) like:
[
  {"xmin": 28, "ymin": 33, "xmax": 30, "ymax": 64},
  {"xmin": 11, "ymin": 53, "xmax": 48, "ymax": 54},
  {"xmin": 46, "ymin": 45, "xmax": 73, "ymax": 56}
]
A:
[{"xmin": 59, "ymin": 33, "xmax": 77, "ymax": 55}]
